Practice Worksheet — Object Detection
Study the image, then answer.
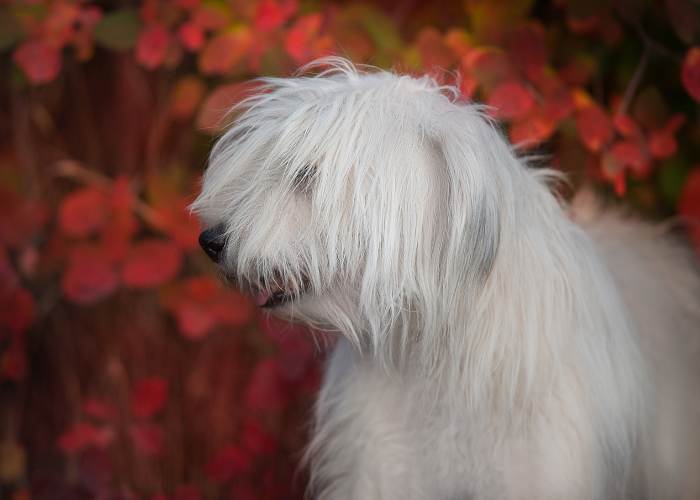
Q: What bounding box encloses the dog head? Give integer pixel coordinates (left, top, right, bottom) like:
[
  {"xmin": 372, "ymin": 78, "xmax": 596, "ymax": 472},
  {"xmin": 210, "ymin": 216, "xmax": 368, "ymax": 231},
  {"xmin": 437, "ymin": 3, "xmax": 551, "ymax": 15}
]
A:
[{"xmin": 192, "ymin": 59, "xmax": 511, "ymax": 351}]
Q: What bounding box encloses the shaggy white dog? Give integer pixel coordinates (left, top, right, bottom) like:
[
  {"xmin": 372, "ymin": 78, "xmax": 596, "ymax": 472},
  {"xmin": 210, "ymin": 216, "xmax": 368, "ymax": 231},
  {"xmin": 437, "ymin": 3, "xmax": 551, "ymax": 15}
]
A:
[{"xmin": 193, "ymin": 59, "xmax": 700, "ymax": 499}]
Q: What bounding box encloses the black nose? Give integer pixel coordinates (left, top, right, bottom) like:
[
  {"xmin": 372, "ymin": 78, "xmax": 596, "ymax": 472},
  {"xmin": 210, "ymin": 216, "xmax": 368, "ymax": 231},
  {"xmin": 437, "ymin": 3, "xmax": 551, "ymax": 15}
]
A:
[{"xmin": 199, "ymin": 227, "xmax": 226, "ymax": 263}]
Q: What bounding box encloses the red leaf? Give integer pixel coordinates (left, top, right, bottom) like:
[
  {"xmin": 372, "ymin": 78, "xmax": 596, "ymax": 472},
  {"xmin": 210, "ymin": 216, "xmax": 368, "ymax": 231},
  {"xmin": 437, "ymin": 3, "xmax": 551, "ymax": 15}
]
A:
[
  {"xmin": 610, "ymin": 140, "xmax": 650, "ymax": 176},
  {"xmin": 0, "ymin": 189, "xmax": 48, "ymax": 249},
  {"xmin": 444, "ymin": 29, "xmax": 473, "ymax": 60},
  {"xmin": 196, "ymin": 81, "xmax": 261, "ymax": 132},
  {"xmin": 129, "ymin": 424, "xmax": 162, "ymax": 456},
  {"xmin": 682, "ymin": 46, "xmax": 700, "ymax": 102},
  {"xmin": 175, "ymin": 301, "xmax": 218, "ymax": 340},
  {"xmin": 415, "ymin": 27, "xmax": 454, "ymax": 70},
  {"xmin": 230, "ymin": 482, "xmax": 257, "ymax": 500},
  {"xmin": 0, "ymin": 344, "xmax": 27, "ymax": 380},
  {"xmin": 0, "ymin": 286, "xmax": 35, "ymax": 335},
  {"xmin": 509, "ymin": 21, "xmax": 547, "ymax": 82},
  {"xmin": 122, "ymin": 239, "xmax": 183, "ymax": 289},
  {"xmin": 678, "ymin": 168, "xmax": 700, "ymax": 252},
  {"xmin": 508, "ymin": 112, "xmax": 556, "ymax": 147},
  {"xmin": 136, "ymin": 25, "xmax": 169, "ymax": 70},
  {"xmin": 61, "ymin": 250, "xmax": 119, "ymax": 305},
  {"xmin": 191, "ymin": 4, "xmax": 230, "ymax": 31},
  {"xmin": 205, "ymin": 445, "xmax": 252, "ymax": 483},
  {"xmin": 612, "ymin": 114, "xmax": 641, "ymax": 138},
  {"xmin": 649, "ymin": 130, "xmax": 677, "ymax": 159},
  {"xmin": 244, "ymin": 358, "xmax": 291, "ymax": 412},
  {"xmin": 160, "ymin": 276, "xmax": 254, "ymax": 339},
  {"xmin": 198, "ymin": 28, "xmax": 253, "ymax": 75},
  {"xmin": 82, "ymin": 398, "xmax": 118, "ymax": 421},
  {"xmin": 254, "ymin": 0, "xmax": 285, "ymax": 31},
  {"xmin": 58, "ymin": 188, "xmax": 108, "ymax": 237},
  {"xmin": 58, "ymin": 422, "xmax": 113, "ymax": 453},
  {"xmin": 177, "ymin": 22, "xmax": 205, "ymax": 52},
  {"xmin": 461, "ymin": 47, "xmax": 517, "ymax": 91},
  {"xmin": 487, "ymin": 81, "xmax": 535, "ymax": 120},
  {"xmin": 242, "ymin": 419, "xmax": 277, "ymax": 456},
  {"xmin": 130, "ymin": 377, "xmax": 168, "ymax": 418},
  {"xmin": 79, "ymin": 447, "xmax": 114, "ymax": 495},
  {"xmin": 174, "ymin": 485, "xmax": 201, "ymax": 500},
  {"xmin": 208, "ymin": 290, "xmax": 255, "ymax": 328},
  {"xmin": 576, "ymin": 104, "xmax": 613, "ymax": 152},
  {"xmin": 12, "ymin": 39, "xmax": 62, "ymax": 85},
  {"xmin": 284, "ymin": 14, "xmax": 323, "ymax": 65},
  {"xmin": 152, "ymin": 201, "xmax": 202, "ymax": 250},
  {"xmin": 537, "ymin": 73, "xmax": 574, "ymax": 121}
]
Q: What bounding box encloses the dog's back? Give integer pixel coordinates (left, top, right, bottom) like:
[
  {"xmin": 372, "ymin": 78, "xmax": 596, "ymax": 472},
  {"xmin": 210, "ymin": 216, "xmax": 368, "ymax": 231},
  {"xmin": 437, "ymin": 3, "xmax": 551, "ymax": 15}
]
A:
[{"xmin": 574, "ymin": 194, "xmax": 700, "ymax": 498}]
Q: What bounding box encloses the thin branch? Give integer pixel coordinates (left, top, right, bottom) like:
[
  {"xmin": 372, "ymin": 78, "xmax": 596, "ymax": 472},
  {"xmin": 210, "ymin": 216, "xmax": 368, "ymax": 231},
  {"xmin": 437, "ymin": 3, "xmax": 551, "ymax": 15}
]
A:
[
  {"xmin": 616, "ymin": 44, "xmax": 651, "ymax": 116},
  {"xmin": 632, "ymin": 22, "xmax": 683, "ymax": 64}
]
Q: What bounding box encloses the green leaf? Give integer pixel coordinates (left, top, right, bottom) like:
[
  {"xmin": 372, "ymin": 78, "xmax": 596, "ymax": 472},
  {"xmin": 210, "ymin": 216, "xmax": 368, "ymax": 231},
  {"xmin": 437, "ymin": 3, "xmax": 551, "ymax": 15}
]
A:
[
  {"xmin": 0, "ymin": 12, "xmax": 26, "ymax": 51},
  {"xmin": 659, "ymin": 157, "xmax": 690, "ymax": 206},
  {"xmin": 94, "ymin": 9, "xmax": 142, "ymax": 52},
  {"xmin": 361, "ymin": 6, "xmax": 402, "ymax": 52}
]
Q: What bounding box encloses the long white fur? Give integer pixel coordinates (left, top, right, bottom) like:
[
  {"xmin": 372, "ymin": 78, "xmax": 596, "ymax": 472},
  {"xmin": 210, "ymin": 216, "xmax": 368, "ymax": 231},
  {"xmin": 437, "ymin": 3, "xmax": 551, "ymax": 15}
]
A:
[{"xmin": 193, "ymin": 58, "xmax": 700, "ymax": 499}]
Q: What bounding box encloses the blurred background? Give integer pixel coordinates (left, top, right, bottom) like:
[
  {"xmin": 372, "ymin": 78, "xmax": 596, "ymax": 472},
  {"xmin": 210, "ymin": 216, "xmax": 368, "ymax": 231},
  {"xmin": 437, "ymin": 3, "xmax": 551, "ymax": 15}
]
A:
[{"xmin": 1, "ymin": 0, "xmax": 700, "ymax": 498}]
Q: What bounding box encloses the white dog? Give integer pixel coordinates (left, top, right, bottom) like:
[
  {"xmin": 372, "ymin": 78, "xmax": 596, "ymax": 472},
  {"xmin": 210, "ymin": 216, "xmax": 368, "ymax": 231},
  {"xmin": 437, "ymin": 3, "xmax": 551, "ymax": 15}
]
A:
[{"xmin": 193, "ymin": 59, "xmax": 700, "ymax": 499}]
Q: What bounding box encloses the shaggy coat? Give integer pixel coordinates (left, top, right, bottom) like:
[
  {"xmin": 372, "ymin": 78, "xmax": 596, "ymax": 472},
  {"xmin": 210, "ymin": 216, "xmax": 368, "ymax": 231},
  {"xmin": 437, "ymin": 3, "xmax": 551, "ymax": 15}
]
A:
[{"xmin": 193, "ymin": 60, "xmax": 700, "ymax": 500}]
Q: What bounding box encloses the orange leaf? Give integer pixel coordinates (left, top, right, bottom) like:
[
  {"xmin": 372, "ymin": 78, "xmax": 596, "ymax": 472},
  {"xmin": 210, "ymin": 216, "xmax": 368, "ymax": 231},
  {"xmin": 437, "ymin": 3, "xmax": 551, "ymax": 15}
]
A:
[
  {"xmin": 487, "ymin": 81, "xmax": 535, "ymax": 120},
  {"xmin": 198, "ymin": 27, "xmax": 252, "ymax": 75},
  {"xmin": 576, "ymin": 103, "xmax": 613, "ymax": 152},
  {"xmin": 130, "ymin": 377, "xmax": 168, "ymax": 418},
  {"xmin": 12, "ymin": 39, "xmax": 62, "ymax": 85},
  {"xmin": 681, "ymin": 46, "xmax": 700, "ymax": 102},
  {"xmin": 509, "ymin": 21, "xmax": 546, "ymax": 82},
  {"xmin": 135, "ymin": 25, "xmax": 169, "ymax": 70},
  {"xmin": 121, "ymin": 239, "xmax": 183, "ymax": 289},
  {"xmin": 444, "ymin": 29, "xmax": 473, "ymax": 59},
  {"xmin": 61, "ymin": 249, "xmax": 119, "ymax": 305},
  {"xmin": 170, "ymin": 76, "xmax": 206, "ymax": 120}
]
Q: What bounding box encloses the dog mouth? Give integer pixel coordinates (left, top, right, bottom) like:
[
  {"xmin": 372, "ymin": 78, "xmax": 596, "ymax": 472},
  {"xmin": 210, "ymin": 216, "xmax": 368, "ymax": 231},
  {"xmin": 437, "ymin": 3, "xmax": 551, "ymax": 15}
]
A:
[{"xmin": 250, "ymin": 273, "xmax": 310, "ymax": 308}]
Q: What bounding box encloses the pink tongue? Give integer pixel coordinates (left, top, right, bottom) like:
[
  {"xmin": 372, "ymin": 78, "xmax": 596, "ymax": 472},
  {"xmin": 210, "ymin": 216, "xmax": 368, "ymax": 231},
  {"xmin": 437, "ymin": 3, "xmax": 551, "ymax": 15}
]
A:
[{"xmin": 253, "ymin": 289, "xmax": 269, "ymax": 307}]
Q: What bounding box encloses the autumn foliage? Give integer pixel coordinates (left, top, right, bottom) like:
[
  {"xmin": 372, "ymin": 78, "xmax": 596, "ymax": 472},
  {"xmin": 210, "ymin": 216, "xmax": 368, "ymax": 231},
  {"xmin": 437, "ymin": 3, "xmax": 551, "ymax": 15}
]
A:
[{"xmin": 2, "ymin": 0, "xmax": 700, "ymax": 498}]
